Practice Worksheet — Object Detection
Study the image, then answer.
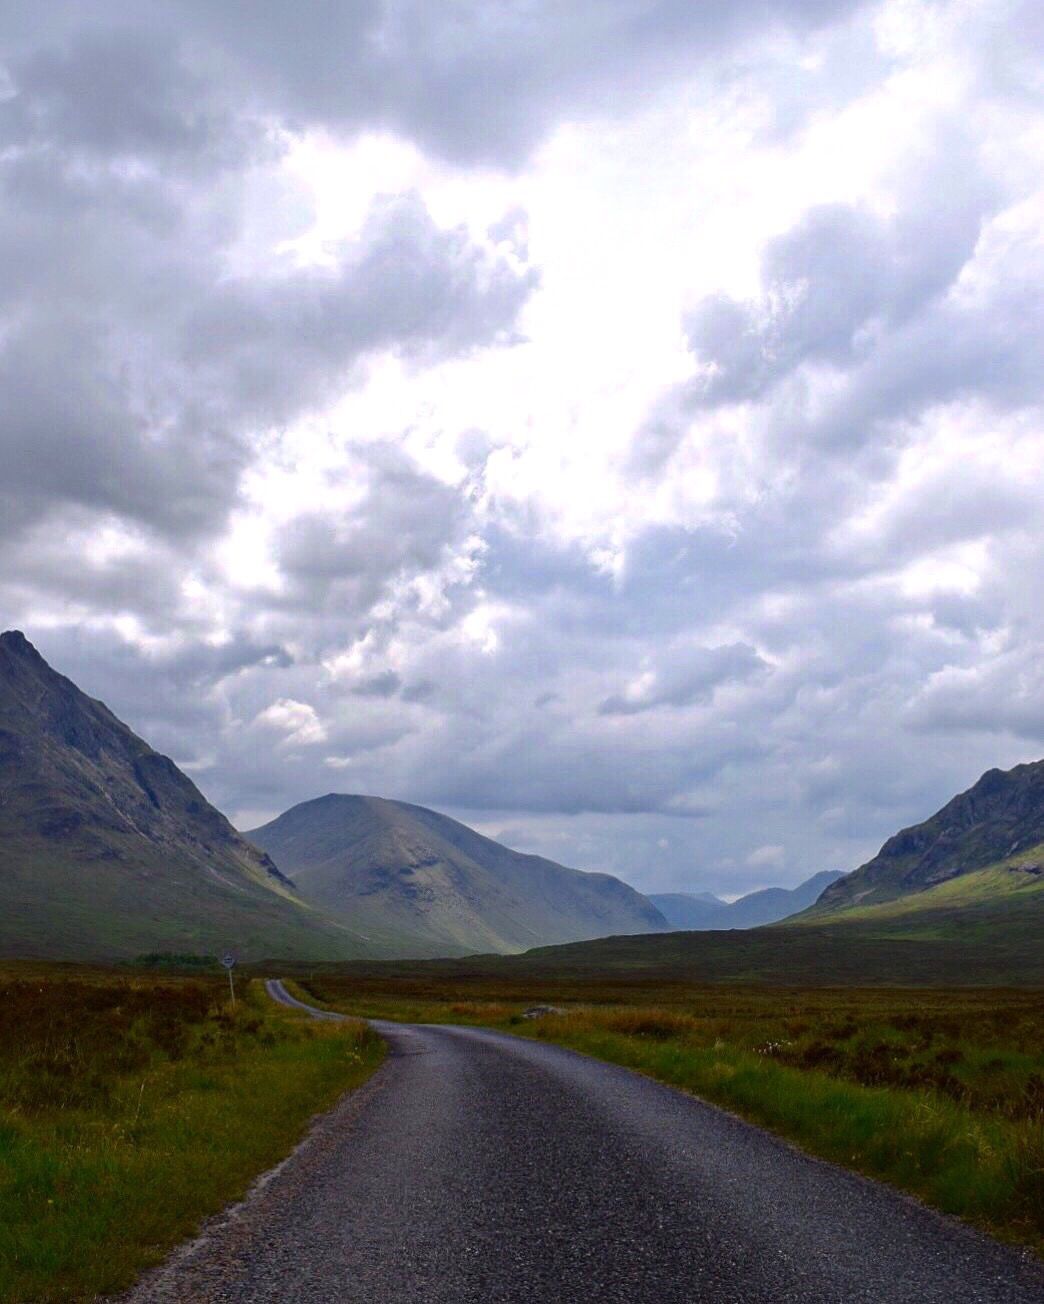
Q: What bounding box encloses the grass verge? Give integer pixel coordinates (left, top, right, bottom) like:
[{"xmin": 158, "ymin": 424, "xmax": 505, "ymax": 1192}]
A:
[
  {"xmin": 302, "ymin": 976, "xmax": 1044, "ymax": 1254},
  {"xmin": 0, "ymin": 968, "xmax": 384, "ymax": 1302}
]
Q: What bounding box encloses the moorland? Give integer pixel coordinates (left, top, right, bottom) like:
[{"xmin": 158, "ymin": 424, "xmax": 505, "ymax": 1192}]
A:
[{"xmin": 0, "ymin": 963, "xmax": 381, "ymax": 1302}]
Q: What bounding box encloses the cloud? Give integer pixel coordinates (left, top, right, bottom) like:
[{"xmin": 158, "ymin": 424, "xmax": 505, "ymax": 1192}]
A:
[
  {"xmin": 274, "ymin": 443, "xmax": 472, "ymax": 616},
  {"xmin": 747, "ymin": 844, "xmax": 785, "ymax": 868},
  {"xmin": 168, "ymin": 0, "xmax": 867, "ymax": 167},
  {"xmin": 4, "ymin": 1, "xmax": 1044, "ymax": 900},
  {"xmin": 687, "ymin": 173, "xmax": 992, "ymax": 407},
  {"xmin": 599, "ymin": 642, "xmax": 766, "ymax": 714},
  {"xmin": 631, "ymin": 143, "xmax": 1002, "ymax": 475},
  {"xmin": 255, "ymin": 699, "xmax": 327, "ymax": 746},
  {"xmin": 0, "ymin": 25, "xmax": 537, "ymax": 561}
]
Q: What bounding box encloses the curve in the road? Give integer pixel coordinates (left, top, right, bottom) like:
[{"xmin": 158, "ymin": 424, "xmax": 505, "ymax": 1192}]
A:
[
  {"xmin": 265, "ymin": 977, "xmax": 346, "ymax": 1020},
  {"xmin": 125, "ymin": 983, "xmax": 1044, "ymax": 1303}
]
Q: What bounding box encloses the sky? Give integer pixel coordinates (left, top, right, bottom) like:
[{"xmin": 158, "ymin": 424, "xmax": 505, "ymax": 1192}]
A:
[{"xmin": 2, "ymin": 1, "xmax": 1042, "ymax": 898}]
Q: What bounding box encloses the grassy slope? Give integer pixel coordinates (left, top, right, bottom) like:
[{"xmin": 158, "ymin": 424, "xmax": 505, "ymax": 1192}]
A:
[
  {"xmin": 794, "ymin": 847, "xmax": 1044, "ymax": 931},
  {"xmin": 0, "ymin": 967, "xmax": 384, "ymax": 1302},
  {"xmin": 813, "ymin": 760, "xmax": 1044, "ymax": 911},
  {"xmin": 353, "ymin": 905, "xmax": 1043, "ymax": 985},
  {"xmin": 0, "ymin": 836, "xmax": 381, "ymax": 963},
  {"xmin": 304, "ymin": 975, "xmax": 1044, "ymax": 1254}
]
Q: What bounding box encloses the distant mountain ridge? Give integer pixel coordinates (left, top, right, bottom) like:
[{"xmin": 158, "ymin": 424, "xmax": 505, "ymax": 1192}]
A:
[
  {"xmin": 247, "ymin": 794, "xmax": 669, "ymax": 956},
  {"xmin": 650, "ymin": 870, "xmax": 844, "ymax": 931},
  {"xmin": 483, "ymin": 765, "xmax": 1044, "ymax": 984},
  {"xmin": 0, "ymin": 631, "xmax": 367, "ymax": 961},
  {"xmin": 813, "ymin": 760, "xmax": 1044, "ymax": 912}
]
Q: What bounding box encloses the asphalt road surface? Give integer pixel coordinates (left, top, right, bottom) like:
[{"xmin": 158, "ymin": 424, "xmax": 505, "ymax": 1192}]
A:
[{"xmin": 123, "ymin": 980, "xmax": 1044, "ymax": 1303}]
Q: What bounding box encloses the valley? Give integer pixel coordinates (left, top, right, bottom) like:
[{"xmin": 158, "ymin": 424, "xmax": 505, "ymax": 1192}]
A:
[
  {"xmin": 650, "ymin": 870, "xmax": 845, "ymax": 930},
  {"xmin": 6, "ymin": 630, "xmax": 1043, "ymax": 981},
  {"xmin": 2, "ymin": 629, "xmax": 1043, "ymax": 1299}
]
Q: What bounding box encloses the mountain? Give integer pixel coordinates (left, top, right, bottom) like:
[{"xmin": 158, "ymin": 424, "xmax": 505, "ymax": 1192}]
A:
[
  {"xmin": 647, "ymin": 893, "xmax": 726, "ymax": 930},
  {"xmin": 0, "ymin": 631, "xmax": 368, "ymax": 962},
  {"xmin": 247, "ymin": 794, "xmax": 669, "ymax": 956},
  {"xmin": 716, "ymin": 871, "xmax": 846, "ymax": 927},
  {"xmin": 812, "ymin": 760, "xmax": 1044, "ymax": 913},
  {"xmin": 650, "ymin": 871, "xmax": 844, "ymax": 930},
  {"xmin": 315, "ymin": 762, "xmax": 1044, "ymax": 986}
]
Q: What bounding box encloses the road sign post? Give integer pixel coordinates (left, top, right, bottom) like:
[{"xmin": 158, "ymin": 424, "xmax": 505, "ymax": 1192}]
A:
[{"xmin": 221, "ymin": 952, "xmax": 237, "ymax": 1008}]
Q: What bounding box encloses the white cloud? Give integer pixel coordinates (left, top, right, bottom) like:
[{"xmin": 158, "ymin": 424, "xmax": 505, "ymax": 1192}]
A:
[
  {"xmin": 747, "ymin": 844, "xmax": 786, "ymax": 869},
  {"xmin": 255, "ymin": 699, "xmax": 327, "ymax": 746}
]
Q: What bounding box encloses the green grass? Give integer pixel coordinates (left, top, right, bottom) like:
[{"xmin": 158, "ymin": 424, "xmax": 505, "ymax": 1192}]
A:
[
  {"xmin": 799, "ymin": 858, "xmax": 1044, "ymax": 925},
  {"xmin": 0, "ymin": 965, "xmax": 384, "ymax": 1302},
  {"xmin": 302, "ymin": 973, "xmax": 1044, "ymax": 1254}
]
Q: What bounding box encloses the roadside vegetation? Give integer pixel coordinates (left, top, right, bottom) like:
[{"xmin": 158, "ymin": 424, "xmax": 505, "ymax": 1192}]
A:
[
  {"xmin": 302, "ymin": 974, "xmax": 1044, "ymax": 1253},
  {"xmin": 0, "ymin": 963, "xmax": 383, "ymax": 1302}
]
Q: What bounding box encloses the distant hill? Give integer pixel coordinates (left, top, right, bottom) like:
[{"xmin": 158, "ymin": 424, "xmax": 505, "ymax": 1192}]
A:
[
  {"xmin": 0, "ymin": 631, "xmax": 368, "ymax": 962},
  {"xmin": 811, "ymin": 760, "xmax": 1044, "ymax": 913},
  {"xmin": 647, "ymin": 892, "xmax": 725, "ymax": 929},
  {"xmin": 349, "ymin": 867, "xmax": 1042, "ymax": 987},
  {"xmin": 463, "ymin": 766, "xmax": 1044, "ymax": 986},
  {"xmin": 295, "ymin": 870, "xmax": 1044, "ymax": 986},
  {"xmin": 650, "ymin": 871, "xmax": 843, "ymax": 930},
  {"xmin": 247, "ymin": 794, "xmax": 669, "ymax": 956},
  {"xmin": 472, "ymin": 886, "xmax": 1044, "ymax": 985}
]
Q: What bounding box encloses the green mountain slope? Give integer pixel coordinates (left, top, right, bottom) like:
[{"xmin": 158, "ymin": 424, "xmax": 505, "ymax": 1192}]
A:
[
  {"xmin": 651, "ymin": 871, "xmax": 843, "ymax": 930},
  {"xmin": 247, "ymin": 794, "xmax": 669, "ymax": 956},
  {"xmin": 813, "ymin": 759, "xmax": 1044, "ymax": 912},
  {"xmin": 0, "ymin": 631, "xmax": 370, "ymax": 962}
]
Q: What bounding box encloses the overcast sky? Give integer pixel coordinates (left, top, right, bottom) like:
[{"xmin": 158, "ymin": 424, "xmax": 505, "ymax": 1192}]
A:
[{"xmin": 3, "ymin": 1, "xmax": 1042, "ymax": 896}]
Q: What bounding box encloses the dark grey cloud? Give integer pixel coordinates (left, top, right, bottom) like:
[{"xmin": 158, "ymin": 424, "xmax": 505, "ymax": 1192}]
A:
[
  {"xmin": 172, "ymin": 0, "xmax": 866, "ymax": 166},
  {"xmin": 3, "ymin": 1, "xmax": 867, "ymax": 168},
  {"xmin": 0, "ymin": 32, "xmax": 536, "ymax": 554},
  {"xmin": 353, "ymin": 670, "xmax": 403, "ymax": 699},
  {"xmin": 1, "ymin": 29, "xmax": 226, "ymax": 161}
]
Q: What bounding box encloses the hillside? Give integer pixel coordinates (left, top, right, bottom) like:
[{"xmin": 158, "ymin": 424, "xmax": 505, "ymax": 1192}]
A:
[
  {"xmin": 651, "ymin": 871, "xmax": 843, "ymax": 930},
  {"xmin": 247, "ymin": 794, "xmax": 668, "ymax": 956},
  {"xmin": 0, "ymin": 631, "xmax": 368, "ymax": 962},
  {"xmin": 499, "ymin": 871, "xmax": 1044, "ymax": 985},
  {"xmin": 311, "ymin": 870, "xmax": 1043, "ymax": 986},
  {"xmin": 812, "ymin": 759, "xmax": 1044, "ymax": 912}
]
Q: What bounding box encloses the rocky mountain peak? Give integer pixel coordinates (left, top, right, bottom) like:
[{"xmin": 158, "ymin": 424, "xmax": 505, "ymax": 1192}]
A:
[
  {"xmin": 815, "ymin": 758, "xmax": 1044, "ymax": 911},
  {"xmin": 0, "ymin": 629, "xmax": 43, "ymax": 663}
]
